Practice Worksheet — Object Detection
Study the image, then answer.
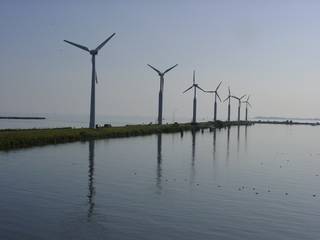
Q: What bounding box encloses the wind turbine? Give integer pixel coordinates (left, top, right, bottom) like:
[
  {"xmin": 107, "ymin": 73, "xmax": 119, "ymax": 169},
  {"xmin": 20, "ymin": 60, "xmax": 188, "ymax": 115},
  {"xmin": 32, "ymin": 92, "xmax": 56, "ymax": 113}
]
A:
[
  {"xmin": 206, "ymin": 81, "xmax": 222, "ymax": 121},
  {"xmin": 223, "ymin": 87, "xmax": 232, "ymax": 122},
  {"xmin": 64, "ymin": 33, "xmax": 116, "ymax": 128},
  {"xmin": 231, "ymin": 94, "xmax": 246, "ymax": 122},
  {"xmin": 147, "ymin": 64, "xmax": 178, "ymax": 124},
  {"xmin": 183, "ymin": 70, "xmax": 206, "ymax": 124},
  {"xmin": 242, "ymin": 95, "xmax": 252, "ymax": 121}
]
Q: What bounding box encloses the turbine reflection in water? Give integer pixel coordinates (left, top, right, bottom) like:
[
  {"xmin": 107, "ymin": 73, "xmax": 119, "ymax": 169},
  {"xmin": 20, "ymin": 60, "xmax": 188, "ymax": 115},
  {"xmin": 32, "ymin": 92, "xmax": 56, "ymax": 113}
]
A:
[
  {"xmin": 245, "ymin": 125, "xmax": 248, "ymax": 153},
  {"xmin": 213, "ymin": 128, "xmax": 217, "ymax": 161},
  {"xmin": 237, "ymin": 125, "xmax": 240, "ymax": 155},
  {"xmin": 189, "ymin": 130, "xmax": 197, "ymax": 185},
  {"xmin": 87, "ymin": 140, "xmax": 95, "ymax": 220},
  {"xmin": 226, "ymin": 126, "xmax": 231, "ymax": 164},
  {"xmin": 156, "ymin": 134, "xmax": 162, "ymax": 193}
]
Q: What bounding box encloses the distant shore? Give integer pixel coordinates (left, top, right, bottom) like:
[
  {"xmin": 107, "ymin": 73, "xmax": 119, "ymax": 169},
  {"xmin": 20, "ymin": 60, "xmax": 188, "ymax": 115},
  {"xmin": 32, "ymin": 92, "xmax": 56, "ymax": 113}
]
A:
[
  {"xmin": 0, "ymin": 116, "xmax": 46, "ymax": 120},
  {"xmin": 253, "ymin": 120, "xmax": 320, "ymax": 126},
  {"xmin": 0, "ymin": 121, "xmax": 252, "ymax": 151}
]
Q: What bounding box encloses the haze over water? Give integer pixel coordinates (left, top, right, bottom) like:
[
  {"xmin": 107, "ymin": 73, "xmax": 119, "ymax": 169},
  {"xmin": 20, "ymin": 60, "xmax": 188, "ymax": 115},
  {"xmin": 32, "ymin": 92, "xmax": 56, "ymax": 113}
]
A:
[{"xmin": 1, "ymin": 124, "xmax": 319, "ymax": 239}]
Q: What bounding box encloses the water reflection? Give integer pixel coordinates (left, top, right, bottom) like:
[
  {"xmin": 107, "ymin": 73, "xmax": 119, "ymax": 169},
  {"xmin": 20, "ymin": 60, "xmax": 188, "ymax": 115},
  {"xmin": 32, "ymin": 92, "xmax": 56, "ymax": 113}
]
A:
[
  {"xmin": 245, "ymin": 125, "xmax": 248, "ymax": 153},
  {"xmin": 237, "ymin": 125, "xmax": 240, "ymax": 154},
  {"xmin": 226, "ymin": 126, "xmax": 231, "ymax": 163},
  {"xmin": 213, "ymin": 128, "xmax": 217, "ymax": 161},
  {"xmin": 87, "ymin": 140, "xmax": 95, "ymax": 220},
  {"xmin": 156, "ymin": 134, "xmax": 162, "ymax": 192},
  {"xmin": 191, "ymin": 130, "xmax": 196, "ymax": 166},
  {"xmin": 190, "ymin": 130, "xmax": 196, "ymax": 184}
]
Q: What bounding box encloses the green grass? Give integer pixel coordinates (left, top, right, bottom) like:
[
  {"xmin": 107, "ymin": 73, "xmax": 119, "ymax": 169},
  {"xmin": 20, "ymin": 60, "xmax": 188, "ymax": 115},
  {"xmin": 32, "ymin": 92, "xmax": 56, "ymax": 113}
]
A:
[{"xmin": 0, "ymin": 121, "xmax": 252, "ymax": 151}]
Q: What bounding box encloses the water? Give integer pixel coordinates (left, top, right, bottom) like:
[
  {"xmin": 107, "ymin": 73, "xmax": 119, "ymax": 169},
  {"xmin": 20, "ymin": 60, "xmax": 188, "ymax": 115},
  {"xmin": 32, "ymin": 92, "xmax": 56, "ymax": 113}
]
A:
[
  {"xmin": 1, "ymin": 114, "xmax": 318, "ymax": 130},
  {"xmin": 0, "ymin": 114, "xmax": 155, "ymax": 129},
  {"xmin": 0, "ymin": 125, "xmax": 319, "ymax": 239},
  {"xmin": 0, "ymin": 113, "xmax": 190, "ymax": 129}
]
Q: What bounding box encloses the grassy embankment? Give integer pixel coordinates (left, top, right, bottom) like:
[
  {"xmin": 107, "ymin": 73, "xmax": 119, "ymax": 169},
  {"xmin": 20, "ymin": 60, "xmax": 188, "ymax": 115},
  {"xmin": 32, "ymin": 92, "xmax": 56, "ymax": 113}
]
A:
[{"xmin": 0, "ymin": 121, "xmax": 252, "ymax": 151}]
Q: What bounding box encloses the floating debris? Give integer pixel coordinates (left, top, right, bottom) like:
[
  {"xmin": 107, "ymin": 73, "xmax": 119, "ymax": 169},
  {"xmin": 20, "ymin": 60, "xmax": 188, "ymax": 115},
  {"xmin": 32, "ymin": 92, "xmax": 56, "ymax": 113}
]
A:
[
  {"xmin": 313, "ymin": 194, "xmax": 316, "ymax": 197},
  {"xmin": 285, "ymin": 192, "xmax": 288, "ymax": 195},
  {"xmin": 255, "ymin": 192, "xmax": 259, "ymax": 195}
]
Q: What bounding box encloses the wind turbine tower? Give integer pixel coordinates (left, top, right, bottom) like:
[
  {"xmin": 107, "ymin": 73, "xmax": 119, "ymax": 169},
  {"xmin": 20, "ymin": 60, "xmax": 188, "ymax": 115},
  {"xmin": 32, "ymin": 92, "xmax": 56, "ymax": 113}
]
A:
[
  {"xmin": 243, "ymin": 96, "xmax": 252, "ymax": 121},
  {"xmin": 231, "ymin": 94, "xmax": 246, "ymax": 122},
  {"xmin": 147, "ymin": 64, "xmax": 178, "ymax": 124},
  {"xmin": 64, "ymin": 33, "xmax": 116, "ymax": 128},
  {"xmin": 206, "ymin": 81, "xmax": 222, "ymax": 121},
  {"xmin": 224, "ymin": 87, "xmax": 232, "ymax": 122},
  {"xmin": 183, "ymin": 71, "xmax": 206, "ymax": 124}
]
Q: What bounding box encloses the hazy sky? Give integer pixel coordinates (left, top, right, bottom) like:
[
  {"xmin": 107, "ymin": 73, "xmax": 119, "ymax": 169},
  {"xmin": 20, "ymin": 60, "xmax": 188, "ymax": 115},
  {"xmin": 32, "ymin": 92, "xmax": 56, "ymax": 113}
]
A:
[{"xmin": 1, "ymin": 0, "xmax": 320, "ymax": 121}]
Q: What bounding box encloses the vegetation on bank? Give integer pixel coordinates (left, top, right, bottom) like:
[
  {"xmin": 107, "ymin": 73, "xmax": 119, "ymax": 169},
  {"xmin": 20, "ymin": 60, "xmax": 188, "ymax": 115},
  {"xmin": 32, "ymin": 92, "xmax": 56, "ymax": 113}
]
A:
[{"xmin": 0, "ymin": 121, "xmax": 251, "ymax": 151}]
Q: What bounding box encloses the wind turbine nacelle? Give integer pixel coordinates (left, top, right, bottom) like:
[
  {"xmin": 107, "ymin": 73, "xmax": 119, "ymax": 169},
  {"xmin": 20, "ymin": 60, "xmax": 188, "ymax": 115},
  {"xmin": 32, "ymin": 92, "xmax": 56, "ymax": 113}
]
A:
[{"xmin": 90, "ymin": 50, "xmax": 98, "ymax": 55}]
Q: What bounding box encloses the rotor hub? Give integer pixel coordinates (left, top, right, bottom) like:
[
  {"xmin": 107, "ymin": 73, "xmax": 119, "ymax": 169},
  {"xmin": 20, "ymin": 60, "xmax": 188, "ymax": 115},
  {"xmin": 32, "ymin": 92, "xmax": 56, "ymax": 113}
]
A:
[{"xmin": 90, "ymin": 50, "xmax": 98, "ymax": 55}]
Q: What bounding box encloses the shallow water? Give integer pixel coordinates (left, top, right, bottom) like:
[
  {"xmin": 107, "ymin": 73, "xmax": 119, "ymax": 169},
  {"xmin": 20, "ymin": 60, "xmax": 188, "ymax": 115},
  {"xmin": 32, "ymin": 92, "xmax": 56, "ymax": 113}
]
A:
[
  {"xmin": 0, "ymin": 114, "xmax": 188, "ymax": 129},
  {"xmin": 0, "ymin": 125, "xmax": 319, "ymax": 239}
]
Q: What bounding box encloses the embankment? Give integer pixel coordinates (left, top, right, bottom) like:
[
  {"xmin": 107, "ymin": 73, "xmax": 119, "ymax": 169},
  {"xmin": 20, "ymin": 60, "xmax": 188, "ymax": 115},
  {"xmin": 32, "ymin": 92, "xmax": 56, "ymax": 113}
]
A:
[{"xmin": 0, "ymin": 121, "xmax": 252, "ymax": 151}]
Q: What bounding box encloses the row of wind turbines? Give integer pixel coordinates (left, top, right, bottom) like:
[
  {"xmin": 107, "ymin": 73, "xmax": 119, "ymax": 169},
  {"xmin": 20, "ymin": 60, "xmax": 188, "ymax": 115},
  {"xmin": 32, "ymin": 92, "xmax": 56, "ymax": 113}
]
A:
[
  {"xmin": 148, "ymin": 65, "xmax": 252, "ymax": 125},
  {"xmin": 64, "ymin": 34, "xmax": 252, "ymax": 128}
]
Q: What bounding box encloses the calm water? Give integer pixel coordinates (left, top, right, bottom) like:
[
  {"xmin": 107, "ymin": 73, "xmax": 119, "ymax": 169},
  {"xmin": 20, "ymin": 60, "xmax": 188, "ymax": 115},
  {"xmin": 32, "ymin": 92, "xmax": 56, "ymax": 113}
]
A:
[
  {"xmin": 0, "ymin": 114, "xmax": 189, "ymax": 129},
  {"xmin": 0, "ymin": 125, "xmax": 319, "ymax": 239}
]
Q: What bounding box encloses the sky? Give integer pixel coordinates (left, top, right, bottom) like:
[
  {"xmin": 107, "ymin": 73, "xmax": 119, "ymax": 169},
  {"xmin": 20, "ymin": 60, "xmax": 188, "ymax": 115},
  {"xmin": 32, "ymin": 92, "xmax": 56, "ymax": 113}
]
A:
[{"xmin": 1, "ymin": 0, "xmax": 320, "ymax": 122}]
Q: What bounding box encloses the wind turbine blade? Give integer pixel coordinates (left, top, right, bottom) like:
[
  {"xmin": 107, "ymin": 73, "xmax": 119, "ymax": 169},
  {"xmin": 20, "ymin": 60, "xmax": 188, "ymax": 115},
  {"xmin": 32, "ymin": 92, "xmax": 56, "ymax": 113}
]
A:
[
  {"xmin": 248, "ymin": 102, "xmax": 252, "ymax": 108},
  {"xmin": 247, "ymin": 95, "xmax": 250, "ymax": 101},
  {"xmin": 231, "ymin": 96, "xmax": 239, "ymax": 100},
  {"xmin": 193, "ymin": 70, "xmax": 195, "ymax": 84},
  {"xmin": 164, "ymin": 64, "xmax": 178, "ymax": 74},
  {"xmin": 216, "ymin": 81, "xmax": 222, "ymax": 91},
  {"xmin": 223, "ymin": 96, "xmax": 230, "ymax": 102},
  {"xmin": 216, "ymin": 92, "xmax": 222, "ymax": 102},
  {"xmin": 147, "ymin": 64, "xmax": 161, "ymax": 75},
  {"xmin": 196, "ymin": 85, "xmax": 206, "ymax": 92},
  {"xmin": 206, "ymin": 90, "xmax": 214, "ymax": 93},
  {"xmin": 64, "ymin": 40, "xmax": 89, "ymax": 52},
  {"xmin": 228, "ymin": 86, "xmax": 231, "ymax": 96},
  {"xmin": 95, "ymin": 33, "xmax": 116, "ymax": 51},
  {"xmin": 183, "ymin": 85, "xmax": 193, "ymax": 93},
  {"xmin": 240, "ymin": 94, "xmax": 246, "ymax": 100},
  {"xmin": 95, "ymin": 70, "xmax": 98, "ymax": 84}
]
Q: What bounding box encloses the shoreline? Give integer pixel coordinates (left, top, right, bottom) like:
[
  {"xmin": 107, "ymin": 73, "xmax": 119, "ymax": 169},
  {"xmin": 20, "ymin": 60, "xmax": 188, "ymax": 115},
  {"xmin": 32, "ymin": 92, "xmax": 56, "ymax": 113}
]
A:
[
  {"xmin": 0, "ymin": 116, "xmax": 46, "ymax": 120},
  {"xmin": 0, "ymin": 121, "xmax": 251, "ymax": 151},
  {"xmin": 1, "ymin": 119, "xmax": 318, "ymax": 151},
  {"xmin": 253, "ymin": 120, "xmax": 320, "ymax": 126}
]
